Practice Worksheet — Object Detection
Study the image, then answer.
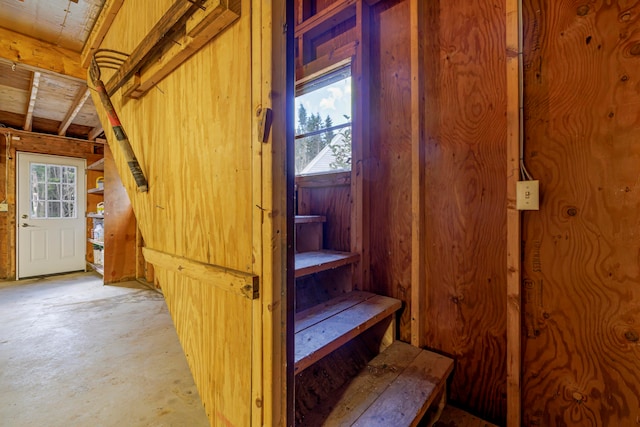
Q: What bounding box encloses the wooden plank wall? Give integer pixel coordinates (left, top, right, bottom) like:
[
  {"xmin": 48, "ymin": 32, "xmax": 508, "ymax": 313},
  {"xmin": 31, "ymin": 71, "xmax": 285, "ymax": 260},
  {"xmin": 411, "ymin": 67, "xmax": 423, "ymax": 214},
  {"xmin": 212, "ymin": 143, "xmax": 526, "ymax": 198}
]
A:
[
  {"xmin": 0, "ymin": 129, "xmax": 102, "ymax": 279},
  {"xmin": 369, "ymin": 0, "xmax": 413, "ymax": 343},
  {"xmin": 521, "ymin": 1, "xmax": 640, "ymax": 425},
  {"xmin": 420, "ymin": 0, "xmax": 507, "ymax": 423}
]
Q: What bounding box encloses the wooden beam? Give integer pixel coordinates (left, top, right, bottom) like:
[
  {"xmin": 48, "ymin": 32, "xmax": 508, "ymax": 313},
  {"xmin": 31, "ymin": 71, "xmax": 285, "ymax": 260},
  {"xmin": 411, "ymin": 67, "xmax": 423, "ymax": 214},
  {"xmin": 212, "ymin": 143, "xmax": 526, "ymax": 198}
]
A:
[
  {"xmin": 88, "ymin": 124, "xmax": 104, "ymax": 141},
  {"xmin": 142, "ymin": 247, "xmax": 259, "ymax": 300},
  {"xmin": 104, "ymin": 0, "xmax": 203, "ymax": 95},
  {"xmin": 58, "ymin": 88, "xmax": 91, "ymax": 136},
  {"xmin": 23, "ymin": 71, "xmax": 41, "ymax": 132},
  {"xmin": 80, "ymin": 0, "xmax": 125, "ymax": 67},
  {"xmin": 121, "ymin": 0, "xmax": 241, "ymax": 99},
  {"xmin": 410, "ymin": 0, "xmax": 426, "ymax": 348},
  {"xmin": 0, "ymin": 128, "xmax": 99, "ymax": 156},
  {"xmin": 351, "ymin": 1, "xmax": 371, "ymax": 291},
  {"xmin": 0, "ymin": 27, "xmax": 86, "ymax": 81},
  {"xmin": 506, "ymin": 0, "xmax": 522, "ymax": 425}
]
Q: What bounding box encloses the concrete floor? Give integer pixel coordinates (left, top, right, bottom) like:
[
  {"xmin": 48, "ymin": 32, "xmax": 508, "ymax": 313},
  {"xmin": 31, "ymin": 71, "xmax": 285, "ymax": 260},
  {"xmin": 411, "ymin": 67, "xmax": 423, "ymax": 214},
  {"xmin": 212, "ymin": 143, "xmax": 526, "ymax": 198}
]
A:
[{"xmin": 0, "ymin": 272, "xmax": 209, "ymax": 427}]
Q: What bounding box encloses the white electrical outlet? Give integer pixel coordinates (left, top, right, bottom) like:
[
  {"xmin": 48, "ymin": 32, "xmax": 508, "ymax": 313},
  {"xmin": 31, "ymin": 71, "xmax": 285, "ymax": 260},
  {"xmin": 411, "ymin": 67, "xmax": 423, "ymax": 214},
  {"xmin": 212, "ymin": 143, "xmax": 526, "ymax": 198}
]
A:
[
  {"xmin": 517, "ymin": 180, "xmax": 539, "ymax": 210},
  {"xmin": 0, "ymin": 203, "xmax": 8, "ymax": 212}
]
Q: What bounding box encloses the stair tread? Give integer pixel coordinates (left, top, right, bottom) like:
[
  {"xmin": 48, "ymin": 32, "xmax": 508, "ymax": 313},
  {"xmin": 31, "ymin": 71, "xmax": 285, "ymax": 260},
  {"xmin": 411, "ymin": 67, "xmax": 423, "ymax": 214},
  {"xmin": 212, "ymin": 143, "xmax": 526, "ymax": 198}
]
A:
[
  {"xmin": 303, "ymin": 341, "xmax": 454, "ymax": 427},
  {"xmin": 295, "ymin": 291, "xmax": 401, "ymax": 374},
  {"xmin": 295, "ymin": 250, "xmax": 359, "ymax": 278},
  {"xmin": 295, "ymin": 215, "xmax": 327, "ymax": 224}
]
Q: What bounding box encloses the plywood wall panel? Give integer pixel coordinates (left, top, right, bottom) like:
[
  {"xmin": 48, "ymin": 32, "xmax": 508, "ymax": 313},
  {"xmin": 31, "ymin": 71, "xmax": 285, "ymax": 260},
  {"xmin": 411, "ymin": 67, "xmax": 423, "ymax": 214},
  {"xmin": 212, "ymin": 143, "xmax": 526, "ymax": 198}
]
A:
[
  {"xmin": 159, "ymin": 268, "xmax": 253, "ymax": 426},
  {"xmin": 97, "ymin": 0, "xmax": 253, "ymax": 273},
  {"xmin": 422, "ymin": 1, "xmax": 507, "ymax": 423},
  {"xmin": 521, "ymin": 1, "xmax": 640, "ymax": 425},
  {"xmin": 91, "ymin": 1, "xmax": 265, "ymax": 424},
  {"xmin": 369, "ymin": 0, "xmax": 413, "ymax": 343}
]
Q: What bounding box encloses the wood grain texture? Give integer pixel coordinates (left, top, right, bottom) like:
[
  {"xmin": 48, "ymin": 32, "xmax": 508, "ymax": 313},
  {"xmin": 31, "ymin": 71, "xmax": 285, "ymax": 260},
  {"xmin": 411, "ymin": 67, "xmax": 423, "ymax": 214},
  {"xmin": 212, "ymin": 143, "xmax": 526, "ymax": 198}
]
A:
[
  {"xmin": 158, "ymin": 268, "xmax": 253, "ymax": 426},
  {"xmin": 422, "ymin": 0, "xmax": 507, "ymax": 423},
  {"xmin": 103, "ymin": 144, "xmax": 137, "ymax": 283},
  {"xmin": 296, "ymin": 174, "xmax": 351, "ymax": 252},
  {"xmin": 505, "ymin": 0, "xmax": 522, "ymax": 425},
  {"xmin": 521, "ymin": 1, "xmax": 640, "ymax": 425},
  {"xmin": 91, "ymin": 0, "xmax": 281, "ymax": 424},
  {"xmin": 294, "ymin": 291, "xmax": 400, "ymax": 373},
  {"xmin": 370, "ymin": 0, "xmax": 413, "ymax": 343},
  {"xmin": 0, "ymin": 27, "xmax": 86, "ymax": 80},
  {"xmin": 352, "ymin": 344, "xmax": 453, "ymax": 427},
  {"xmin": 295, "ymin": 250, "xmax": 359, "ymax": 278}
]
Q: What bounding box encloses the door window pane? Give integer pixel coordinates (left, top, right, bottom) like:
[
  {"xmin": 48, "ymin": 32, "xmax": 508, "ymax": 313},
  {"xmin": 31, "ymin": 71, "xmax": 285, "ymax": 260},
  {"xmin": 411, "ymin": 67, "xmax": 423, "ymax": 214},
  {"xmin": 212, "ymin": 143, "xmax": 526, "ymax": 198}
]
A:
[
  {"xmin": 48, "ymin": 201, "xmax": 61, "ymax": 218},
  {"xmin": 30, "ymin": 163, "xmax": 77, "ymax": 219},
  {"xmin": 62, "ymin": 202, "xmax": 75, "ymax": 218},
  {"xmin": 47, "ymin": 166, "xmax": 61, "ymax": 183}
]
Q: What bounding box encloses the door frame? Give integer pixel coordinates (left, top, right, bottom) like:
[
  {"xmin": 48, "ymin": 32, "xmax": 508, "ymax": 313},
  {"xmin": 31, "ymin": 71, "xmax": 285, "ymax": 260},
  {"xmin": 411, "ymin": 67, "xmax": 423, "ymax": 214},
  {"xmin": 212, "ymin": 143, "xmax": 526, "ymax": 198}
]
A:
[{"xmin": 16, "ymin": 152, "xmax": 87, "ymax": 279}]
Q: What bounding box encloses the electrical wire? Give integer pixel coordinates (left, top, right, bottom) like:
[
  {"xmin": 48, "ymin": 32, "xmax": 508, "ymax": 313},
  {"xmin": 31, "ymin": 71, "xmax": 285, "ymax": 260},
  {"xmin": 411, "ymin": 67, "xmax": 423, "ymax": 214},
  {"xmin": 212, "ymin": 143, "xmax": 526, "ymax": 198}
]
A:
[
  {"xmin": 2, "ymin": 132, "xmax": 10, "ymax": 205},
  {"xmin": 518, "ymin": 0, "xmax": 534, "ymax": 182}
]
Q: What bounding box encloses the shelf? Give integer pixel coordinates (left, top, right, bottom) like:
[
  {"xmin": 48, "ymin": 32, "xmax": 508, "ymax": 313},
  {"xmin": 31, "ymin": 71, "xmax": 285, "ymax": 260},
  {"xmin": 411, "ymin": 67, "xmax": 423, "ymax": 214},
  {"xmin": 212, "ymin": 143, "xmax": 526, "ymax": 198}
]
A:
[
  {"xmin": 295, "ymin": 250, "xmax": 359, "ymax": 278},
  {"xmin": 87, "ymin": 261, "xmax": 104, "ymax": 276},
  {"xmin": 88, "ymin": 187, "xmax": 104, "ymax": 195},
  {"xmin": 87, "ymin": 158, "xmax": 104, "ymax": 171},
  {"xmin": 87, "ymin": 213, "xmax": 104, "ymax": 219},
  {"xmin": 88, "ymin": 238, "xmax": 104, "ymax": 247},
  {"xmin": 295, "ymin": 215, "xmax": 326, "ymax": 224},
  {"xmin": 295, "ymin": 0, "xmax": 357, "ymax": 39}
]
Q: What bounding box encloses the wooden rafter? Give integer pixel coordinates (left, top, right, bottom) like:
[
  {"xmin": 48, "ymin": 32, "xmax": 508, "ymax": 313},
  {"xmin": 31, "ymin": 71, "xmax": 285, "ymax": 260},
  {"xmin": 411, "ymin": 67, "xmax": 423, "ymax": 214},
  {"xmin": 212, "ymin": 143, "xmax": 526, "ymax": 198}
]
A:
[
  {"xmin": 58, "ymin": 88, "xmax": 91, "ymax": 136},
  {"xmin": 80, "ymin": 0, "xmax": 125, "ymax": 67},
  {"xmin": 0, "ymin": 27, "xmax": 85, "ymax": 81},
  {"xmin": 88, "ymin": 124, "xmax": 104, "ymax": 141},
  {"xmin": 23, "ymin": 71, "xmax": 41, "ymax": 132}
]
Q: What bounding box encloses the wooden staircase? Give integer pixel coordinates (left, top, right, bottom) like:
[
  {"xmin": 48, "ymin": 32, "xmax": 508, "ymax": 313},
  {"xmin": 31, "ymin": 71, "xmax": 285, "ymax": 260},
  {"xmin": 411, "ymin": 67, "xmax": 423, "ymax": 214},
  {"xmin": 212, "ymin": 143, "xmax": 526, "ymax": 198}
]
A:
[{"xmin": 294, "ymin": 215, "xmax": 453, "ymax": 426}]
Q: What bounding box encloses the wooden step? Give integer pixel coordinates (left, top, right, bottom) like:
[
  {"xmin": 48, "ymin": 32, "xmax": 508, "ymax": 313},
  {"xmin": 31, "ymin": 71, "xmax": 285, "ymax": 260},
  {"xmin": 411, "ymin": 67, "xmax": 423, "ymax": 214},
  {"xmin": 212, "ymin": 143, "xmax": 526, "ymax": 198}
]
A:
[
  {"xmin": 302, "ymin": 341, "xmax": 454, "ymax": 427},
  {"xmin": 295, "ymin": 215, "xmax": 326, "ymax": 224},
  {"xmin": 295, "ymin": 250, "xmax": 359, "ymax": 278},
  {"xmin": 295, "ymin": 291, "xmax": 401, "ymax": 374}
]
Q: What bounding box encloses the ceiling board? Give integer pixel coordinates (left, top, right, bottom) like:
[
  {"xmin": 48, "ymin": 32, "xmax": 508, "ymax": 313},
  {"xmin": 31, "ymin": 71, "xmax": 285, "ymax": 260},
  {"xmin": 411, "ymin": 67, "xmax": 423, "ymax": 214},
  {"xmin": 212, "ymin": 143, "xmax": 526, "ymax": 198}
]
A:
[
  {"xmin": 0, "ymin": 0, "xmax": 105, "ymax": 52},
  {"xmin": 0, "ymin": 61, "xmax": 32, "ymax": 90},
  {"xmin": 33, "ymin": 74, "xmax": 85, "ymax": 122},
  {"xmin": 0, "ymin": 1, "xmax": 106, "ymax": 139},
  {"xmin": 0, "ymin": 85, "xmax": 27, "ymax": 114}
]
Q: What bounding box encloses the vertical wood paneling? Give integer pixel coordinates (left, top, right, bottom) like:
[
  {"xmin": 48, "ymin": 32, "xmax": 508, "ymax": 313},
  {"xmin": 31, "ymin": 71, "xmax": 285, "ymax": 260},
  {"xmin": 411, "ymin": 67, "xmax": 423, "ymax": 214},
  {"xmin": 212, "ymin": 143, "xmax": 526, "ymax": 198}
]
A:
[
  {"xmin": 422, "ymin": 1, "xmax": 507, "ymax": 423},
  {"xmin": 369, "ymin": 0, "xmax": 413, "ymax": 343},
  {"xmin": 522, "ymin": 1, "xmax": 640, "ymax": 425},
  {"xmin": 159, "ymin": 269, "xmax": 253, "ymax": 426}
]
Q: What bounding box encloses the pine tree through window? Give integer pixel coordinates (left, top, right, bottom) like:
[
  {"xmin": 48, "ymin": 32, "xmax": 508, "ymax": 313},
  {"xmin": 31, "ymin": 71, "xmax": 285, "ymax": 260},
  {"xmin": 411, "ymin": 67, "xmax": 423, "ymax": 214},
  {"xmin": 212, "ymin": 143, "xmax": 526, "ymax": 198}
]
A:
[{"xmin": 295, "ymin": 65, "xmax": 352, "ymax": 175}]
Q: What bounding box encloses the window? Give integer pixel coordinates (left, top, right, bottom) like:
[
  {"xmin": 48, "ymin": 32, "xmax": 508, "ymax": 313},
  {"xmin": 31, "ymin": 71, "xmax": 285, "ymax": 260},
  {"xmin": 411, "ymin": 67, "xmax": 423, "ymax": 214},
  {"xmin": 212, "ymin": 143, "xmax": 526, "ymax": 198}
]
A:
[
  {"xmin": 30, "ymin": 163, "xmax": 77, "ymax": 219},
  {"xmin": 295, "ymin": 65, "xmax": 352, "ymax": 175}
]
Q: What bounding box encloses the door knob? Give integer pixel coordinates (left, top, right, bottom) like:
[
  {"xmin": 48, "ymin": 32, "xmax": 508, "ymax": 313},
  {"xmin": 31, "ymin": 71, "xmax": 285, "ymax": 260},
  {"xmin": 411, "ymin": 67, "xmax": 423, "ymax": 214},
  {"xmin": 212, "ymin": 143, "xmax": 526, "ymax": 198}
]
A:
[
  {"xmin": 21, "ymin": 223, "xmax": 33, "ymax": 228},
  {"xmin": 21, "ymin": 214, "xmax": 27, "ymax": 219}
]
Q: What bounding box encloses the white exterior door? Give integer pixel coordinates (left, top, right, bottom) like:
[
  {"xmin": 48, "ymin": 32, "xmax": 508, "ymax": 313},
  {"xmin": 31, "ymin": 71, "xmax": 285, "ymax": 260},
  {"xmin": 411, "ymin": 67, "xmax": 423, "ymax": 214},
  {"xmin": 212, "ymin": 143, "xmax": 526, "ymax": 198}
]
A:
[{"xmin": 17, "ymin": 153, "xmax": 86, "ymax": 278}]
